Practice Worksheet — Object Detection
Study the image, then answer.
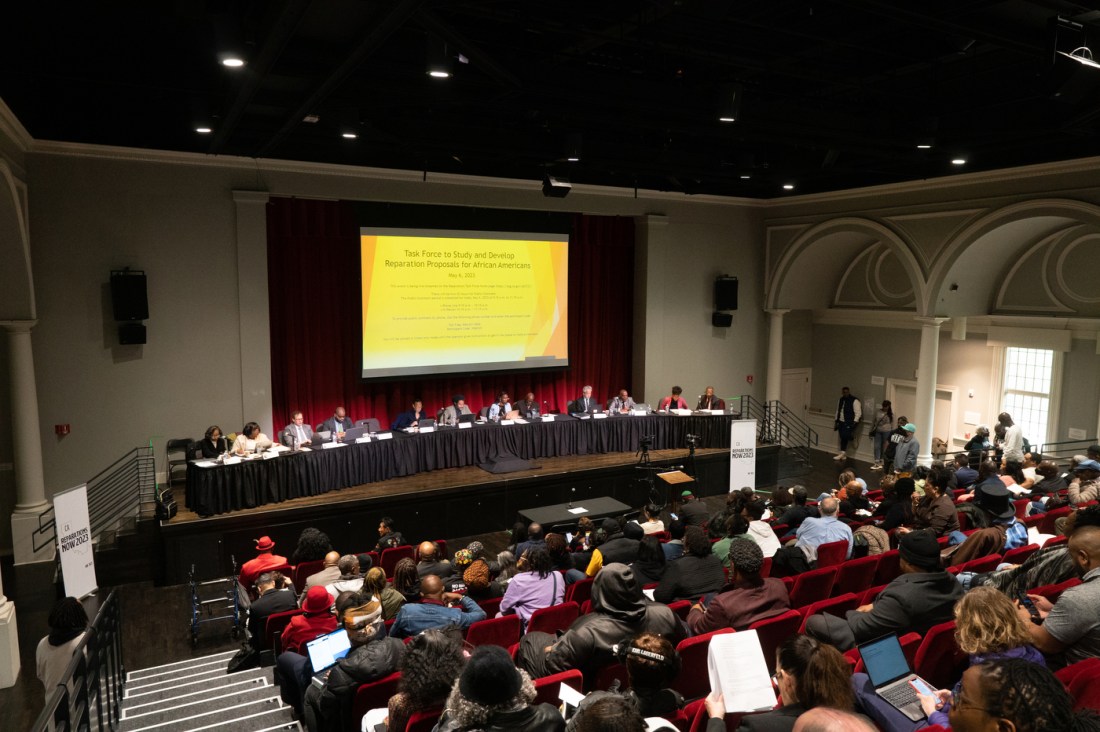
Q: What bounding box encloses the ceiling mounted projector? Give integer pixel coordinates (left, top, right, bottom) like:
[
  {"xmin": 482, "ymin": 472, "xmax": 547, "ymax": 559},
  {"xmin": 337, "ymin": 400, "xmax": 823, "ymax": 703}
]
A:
[{"xmin": 542, "ymin": 174, "xmax": 572, "ymax": 198}]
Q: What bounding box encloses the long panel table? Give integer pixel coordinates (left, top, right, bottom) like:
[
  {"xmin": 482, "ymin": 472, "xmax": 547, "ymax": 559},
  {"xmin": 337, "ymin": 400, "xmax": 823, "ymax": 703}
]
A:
[{"xmin": 185, "ymin": 413, "xmax": 736, "ymax": 516}]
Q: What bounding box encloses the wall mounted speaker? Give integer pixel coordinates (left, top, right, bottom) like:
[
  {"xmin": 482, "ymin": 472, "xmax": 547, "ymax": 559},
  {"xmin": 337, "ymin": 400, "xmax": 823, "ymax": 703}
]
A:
[
  {"xmin": 118, "ymin": 323, "xmax": 147, "ymax": 345},
  {"xmin": 714, "ymin": 276, "xmax": 738, "ymax": 311},
  {"xmin": 110, "ymin": 270, "xmax": 149, "ymax": 321},
  {"xmin": 712, "ymin": 311, "xmax": 733, "ymax": 328}
]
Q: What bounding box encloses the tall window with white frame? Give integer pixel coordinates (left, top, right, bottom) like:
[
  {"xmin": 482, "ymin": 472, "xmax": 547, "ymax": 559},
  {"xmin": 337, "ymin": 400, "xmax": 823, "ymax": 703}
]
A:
[{"xmin": 1001, "ymin": 347, "xmax": 1055, "ymax": 448}]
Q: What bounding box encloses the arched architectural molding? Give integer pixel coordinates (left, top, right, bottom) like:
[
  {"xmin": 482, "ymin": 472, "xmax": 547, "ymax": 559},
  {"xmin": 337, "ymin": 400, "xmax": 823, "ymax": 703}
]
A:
[
  {"xmin": 766, "ymin": 216, "xmax": 925, "ymax": 312},
  {"xmin": 0, "ymin": 159, "xmax": 33, "ymax": 320},
  {"xmin": 928, "ymin": 198, "xmax": 1100, "ymax": 316}
]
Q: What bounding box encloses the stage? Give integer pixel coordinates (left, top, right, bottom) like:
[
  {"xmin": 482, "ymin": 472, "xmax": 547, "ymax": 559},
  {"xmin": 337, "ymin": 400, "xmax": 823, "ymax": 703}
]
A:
[{"xmin": 161, "ymin": 443, "xmax": 780, "ymax": 584}]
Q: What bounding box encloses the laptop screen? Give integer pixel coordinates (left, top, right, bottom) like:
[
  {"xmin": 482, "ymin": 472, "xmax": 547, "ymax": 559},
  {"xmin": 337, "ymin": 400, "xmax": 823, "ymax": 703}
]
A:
[
  {"xmin": 306, "ymin": 628, "xmax": 351, "ymax": 673},
  {"xmin": 858, "ymin": 634, "xmax": 911, "ymax": 686}
]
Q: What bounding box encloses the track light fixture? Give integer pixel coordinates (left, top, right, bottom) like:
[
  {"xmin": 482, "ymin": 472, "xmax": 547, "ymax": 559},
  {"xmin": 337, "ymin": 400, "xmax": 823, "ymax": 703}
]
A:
[
  {"xmin": 718, "ymin": 83, "xmax": 742, "ymax": 122},
  {"xmin": 427, "ymin": 38, "xmax": 452, "ymax": 78}
]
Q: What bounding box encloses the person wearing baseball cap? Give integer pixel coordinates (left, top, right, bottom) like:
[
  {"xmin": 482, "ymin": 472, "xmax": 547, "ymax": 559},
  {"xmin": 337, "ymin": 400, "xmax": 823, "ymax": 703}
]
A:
[
  {"xmin": 1069, "ymin": 459, "xmax": 1100, "ymax": 506},
  {"xmin": 893, "ymin": 422, "xmax": 920, "ymax": 474},
  {"xmin": 678, "ymin": 489, "xmax": 709, "ymax": 527},
  {"xmin": 806, "ymin": 530, "xmax": 962, "ymax": 652},
  {"xmin": 239, "ymin": 535, "xmax": 288, "ymax": 590}
]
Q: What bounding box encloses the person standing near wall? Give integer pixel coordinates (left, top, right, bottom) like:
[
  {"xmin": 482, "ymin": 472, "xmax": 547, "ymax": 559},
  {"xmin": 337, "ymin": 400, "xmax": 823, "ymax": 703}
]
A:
[
  {"xmin": 833, "ymin": 386, "xmax": 862, "ymax": 461},
  {"xmin": 869, "ymin": 400, "xmax": 894, "ymax": 472}
]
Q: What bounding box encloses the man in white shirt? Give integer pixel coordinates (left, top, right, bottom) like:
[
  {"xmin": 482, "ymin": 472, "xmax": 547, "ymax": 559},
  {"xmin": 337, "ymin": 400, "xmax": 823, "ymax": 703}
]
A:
[
  {"xmin": 743, "ymin": 501, "xmax": 781, "ymax": 557},
  {"xmin": 281, "ymin": 411, "xmax": 313, "ymax": 447},
  {"xmin": 999, "ymin": 412, "xmax": 1025, "ymax": 463},
  {"xmin": 609, "ymin": 389, "xmax": 636, "ymax": 413}
]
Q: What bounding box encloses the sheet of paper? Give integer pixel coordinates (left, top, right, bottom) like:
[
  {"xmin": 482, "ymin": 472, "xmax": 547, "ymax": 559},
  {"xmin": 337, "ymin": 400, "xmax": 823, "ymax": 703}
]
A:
[
  {"xmin": 671, "ymin": 408, "xmax": 693, "ymax": 416},
  {"xmin": 299, "ymin": 447, "xmax": 312, "ymax": 452},
  {"xmin": 269, "ymin": 444, "xmax": 290, "ymax": 452},
  {"xmin": 642, "ymin": 588, "xmax": 656, "ymax": 601},
  {"xmin": 500, "ymin": 419, "xmax": 515, "ymax": 425},
  {"xmin": 632, "ymin": 409, "xmax": 648, "ymax": 416},
  {"xmin": 223, "ymin": 456, "xmax": 242, "ymax": 465},
  {"xmin": 567, "ymin": 506, "xmax": 588, "ymax": 515},
  {"xmin": 540, "ymin": 415, "xmax": 556, "ymax": 422},
  {"xmin": 355, "ymin": 436, "xmax": 371, "ymax": 444},
  {"xmin": 593, "ymin": 413, "xmax": 608, "ymax": 419},
  {"xmin": 459, "ymin": 422, "xmax": 472, "ymax": 429},
  {"xmin": 194, "ymin": 460, "xmax": 218, "ymax": 468},
  {"xmin": 321, "ymin": 441, "xmax": 347, "ymax": 449},
  {"xmin": 419, "ymin": 426, "xmax": 435, "ymax": 433},
  {"xmin": 1028, "ymin": 526, "xmax": 1057, "ymax": 547},
  {"xmin": 558, "ymin": 682, "xmax": 585, "ymax": 708},
  {"xmin": 375, "ymin": 432, "xmax": 393, "ymax": 440},
  {"xmin": 262, "ymin": 451, "xmax": 279, "ymax": 460},
  {"xmin": 707, "ymin": 630, "xmax": 777, "ymax": 712}
]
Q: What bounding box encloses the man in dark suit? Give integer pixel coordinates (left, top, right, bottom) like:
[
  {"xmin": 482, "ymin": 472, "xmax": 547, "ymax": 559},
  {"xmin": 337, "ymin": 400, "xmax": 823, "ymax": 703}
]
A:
[
  {"xmin": 391, "ymin": 398, "xmax": 429, "ymax": 430},
  {"xmin": 248, "ymin": 571, "xmax": 297, "ymax": 650},
  {"xmin": 320, "ymin": 406, "xmax": 353, "ymax": 435},
  {"xmin": 573, "ymin": 385, "xmax": 597, "ymax": 413},
  {"xmin": 281, "ymin": 411, "xmax": 314, "ymax": 447},
  {"xmin": 678, "ymin": 490, "xmax": 710, "ymax": 526}
]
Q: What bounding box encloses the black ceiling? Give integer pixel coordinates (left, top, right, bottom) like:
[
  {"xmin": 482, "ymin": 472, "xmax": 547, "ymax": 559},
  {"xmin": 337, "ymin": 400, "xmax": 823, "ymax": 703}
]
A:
[{"xmin": 5, "ymin": 0, "xmax": 1100, "ymax": 198}]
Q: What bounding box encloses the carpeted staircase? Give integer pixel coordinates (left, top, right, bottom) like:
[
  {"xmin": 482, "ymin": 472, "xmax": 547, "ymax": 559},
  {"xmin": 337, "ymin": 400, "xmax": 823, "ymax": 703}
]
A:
[{"xmin": 118, "ymin": 649, "xmax": 300, "ymax": 732}]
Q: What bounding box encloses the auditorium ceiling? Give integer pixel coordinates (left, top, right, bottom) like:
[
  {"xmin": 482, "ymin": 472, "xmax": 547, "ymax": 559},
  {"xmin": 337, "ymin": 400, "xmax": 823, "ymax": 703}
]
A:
[{"xmin": 4, "ymin": 0, "xmax": 1100, "ymax": 198}]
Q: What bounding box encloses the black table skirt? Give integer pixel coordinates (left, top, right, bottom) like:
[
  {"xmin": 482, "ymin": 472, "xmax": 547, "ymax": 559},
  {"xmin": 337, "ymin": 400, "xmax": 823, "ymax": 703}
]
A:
[{"xmin": 186, "ymin": 414, "xmax": 736, "ymax": 516}]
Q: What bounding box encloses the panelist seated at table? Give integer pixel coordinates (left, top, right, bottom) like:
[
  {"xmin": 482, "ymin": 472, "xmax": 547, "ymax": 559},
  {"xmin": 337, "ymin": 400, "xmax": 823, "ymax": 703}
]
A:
[
  {"xmin": 487, "ymin": 391, "xmax": 520, "ymax": 421},
  {"xmin": 200, "ymin": 425, "xmax": 229, "ymax": 458},
  {"xmin": 441, "ymin": 394, "xmax": 475, "ymax": 426},
  {"xmin": 570, "ymin": 385, "xmax": 601, "ymax": 414},
  {"xmin": 657, "ymin": 386, "xmax": 689, "ymax": 411},
  {"xmin": 516, "ymin": 392, "xmax": 541, "ymax": 419},
  {"xmin": 696, "ymin": 386, "xmax": 725, "ymax": 411},
  {"xmin": 232, "ymin": 422, "xmax": 274, "ymax": 455},
  {"xmin": 392, "ymin": 398, "xmax": 430, "ymax": 430},
  {"xmin": 319, "ymin": 406, "xmax": 353, "ymax": 436},
  {"xmin": 281, "ymin": 411, "xmax": 314, "ymax": 447},
  {"xmin": 608, "ymin": 389, "xmax": 636, "ymax": 414}
]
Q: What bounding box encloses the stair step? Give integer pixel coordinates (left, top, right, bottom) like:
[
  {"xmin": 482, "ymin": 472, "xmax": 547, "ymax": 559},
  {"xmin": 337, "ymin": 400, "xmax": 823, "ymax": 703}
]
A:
[
  {"xmin": 124, "ymin": 667, "xmax": 269, "ymax": 705},
  {"xmin": 120, "ymin": 694, "xmax": 288, "ymax": 732},
  {"xmin": 127, "ymin": 650, "xmax": 238, "ymax": 683},
  {"xmin": 122, "ymin": 681, "xmax": 277, "ymax": 725}
]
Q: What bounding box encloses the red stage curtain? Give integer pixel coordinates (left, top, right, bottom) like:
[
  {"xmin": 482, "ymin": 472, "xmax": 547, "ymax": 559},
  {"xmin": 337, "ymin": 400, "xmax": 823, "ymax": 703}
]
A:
[{"xmin": 267, "ymin": 197, "xmax": 634, "ymax": 431}]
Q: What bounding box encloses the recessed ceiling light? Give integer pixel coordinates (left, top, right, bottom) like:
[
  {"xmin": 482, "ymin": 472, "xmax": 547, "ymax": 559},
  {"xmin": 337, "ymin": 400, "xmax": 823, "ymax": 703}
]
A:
[
  {"xmin": 951, "ymin": 157, "xmax": 967, "ymax": 165},
  {"xmin": 342, "ymin": 132, "xmax": 358, "ymax": 139},
  {"xmin": 718, "ymin": 116, "xmax": 736, "ymax": 123},
  {"xmin": 428, "ymin": 70, "xmax": 450, "ymax": 79},
  {"xmin": 221, "ymin": 57, "xmax": 245, "ymax": 68},
  {"xmin": 566, "ymin": 156, "xmax": 580, "ymax": 162},
  {"xmin": 782, "ymin": 183, "xmax": 795, "ymax": 190},
  {"xmin": 195, "ymin": 126, "xmax": 212, "ymax": 134},
  {"xmin": 302, "ymin": 114, "xmax": 320, "ymax": 124},
  {"xmin": 916, "ymin": 143, "xmax": 933, "ymax": 149}
]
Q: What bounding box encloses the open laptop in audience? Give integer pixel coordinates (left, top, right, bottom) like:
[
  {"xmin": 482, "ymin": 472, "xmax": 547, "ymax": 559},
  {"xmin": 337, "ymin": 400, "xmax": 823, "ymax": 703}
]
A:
[
  {"xmin": 306, "ymin": 628, "xmax": 351, "ymax": 688},
  {"xmin": 857, "ymin": 633, "xmax": 936, "ymax": 722}
]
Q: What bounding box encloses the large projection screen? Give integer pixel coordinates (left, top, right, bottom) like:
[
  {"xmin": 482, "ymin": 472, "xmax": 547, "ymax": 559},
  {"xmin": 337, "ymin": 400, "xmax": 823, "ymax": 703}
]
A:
[{"xmin": 360, "ymin": 228, "xmax": 569, "ymax": 379}]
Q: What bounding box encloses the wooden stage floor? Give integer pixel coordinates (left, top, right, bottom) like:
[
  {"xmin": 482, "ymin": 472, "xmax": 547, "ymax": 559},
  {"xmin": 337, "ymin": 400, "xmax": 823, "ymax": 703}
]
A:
[{"xmin": 169, "ymin": 447, "xmax": 728, "ymax": 525}]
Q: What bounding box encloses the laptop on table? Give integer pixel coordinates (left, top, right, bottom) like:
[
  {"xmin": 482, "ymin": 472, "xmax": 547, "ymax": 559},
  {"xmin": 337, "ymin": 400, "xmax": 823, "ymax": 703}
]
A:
[
  {"xmin": 857, "ymin": 633, "xmax": 936, "ymax": 722},
  {"xmin": 306, "ymin": 628, "xmax": 352, "ymax": 688}
]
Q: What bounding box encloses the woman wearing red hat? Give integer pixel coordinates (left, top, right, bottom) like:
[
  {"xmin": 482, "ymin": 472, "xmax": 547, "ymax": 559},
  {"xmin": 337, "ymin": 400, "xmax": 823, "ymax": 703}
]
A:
[{"xmin": 238, "ymin": 535, "xmax": 288, "ymax": 590}]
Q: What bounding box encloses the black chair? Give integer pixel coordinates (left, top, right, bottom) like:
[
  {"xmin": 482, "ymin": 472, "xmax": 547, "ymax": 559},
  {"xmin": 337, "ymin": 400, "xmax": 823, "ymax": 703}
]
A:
[{"xmin": 166, "ymin": 438, "xmax": 193, "ymax": 486}]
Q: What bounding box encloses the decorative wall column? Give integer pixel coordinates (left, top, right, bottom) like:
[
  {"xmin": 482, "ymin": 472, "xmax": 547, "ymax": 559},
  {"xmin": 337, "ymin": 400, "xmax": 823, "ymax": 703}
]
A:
[
  {"xmin": 233, "ymin": 191, "xmax": 274, "ymax": 435},
  {"xmin": 0, "ymin": 547, "xmax": 17, "ymax": 689},
  {"xmin": 765, "ymin": 309, "xmax": 789, "ymax": 403},
  {"xmin": 914, "ymin": 316, "xmax": 949, "ymax": 466}
]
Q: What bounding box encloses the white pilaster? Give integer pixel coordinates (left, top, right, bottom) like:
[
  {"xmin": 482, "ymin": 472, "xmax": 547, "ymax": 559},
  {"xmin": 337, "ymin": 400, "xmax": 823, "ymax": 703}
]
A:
[
  {"xmin": 914, "ymin": 317, "xmax": 949, "ymax": 466},
  {"xmin": 765, "ymin": 309, "xmax": 789, "ymax": 403},
  {"xmin": 233, "ymin": 191, "xmax": 274, "ymax": 435}
]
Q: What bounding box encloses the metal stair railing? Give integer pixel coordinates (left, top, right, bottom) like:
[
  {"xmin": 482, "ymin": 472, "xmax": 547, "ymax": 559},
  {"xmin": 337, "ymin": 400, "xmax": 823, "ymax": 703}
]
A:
[
  {"xmin": 1029, "ymin": 437, "xmax": 1096, "ymax": 466},
  {"xmin": 32, "ymin": 446, "xmax": 156, "ymax": 553}
]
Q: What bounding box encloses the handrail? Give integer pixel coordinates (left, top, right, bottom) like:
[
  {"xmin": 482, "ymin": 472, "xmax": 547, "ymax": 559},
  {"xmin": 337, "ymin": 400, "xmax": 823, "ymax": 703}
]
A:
[{"xmin": 31, "ymin": 590, "xmax": 124, "ymax": 732}]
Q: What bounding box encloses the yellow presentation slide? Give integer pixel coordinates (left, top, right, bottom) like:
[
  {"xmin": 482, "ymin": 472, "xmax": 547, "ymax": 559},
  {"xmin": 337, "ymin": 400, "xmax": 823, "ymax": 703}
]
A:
[{"xmin": 360, "ymin": 228, "xmax": 569, "ymax": 378}]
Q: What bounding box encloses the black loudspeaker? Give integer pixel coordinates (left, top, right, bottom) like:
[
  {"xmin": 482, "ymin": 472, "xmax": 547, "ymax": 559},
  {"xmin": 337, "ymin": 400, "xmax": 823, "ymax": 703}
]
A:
[
  {"xmin": 714, "ymin": 276, "xmax": 738, "ymax": 310},
  {"xmin": 712, "ymin": 311, "xmax": 733, "ymax": 328},
  {"xmin": 110, "ymin": 270, "xmax": 149, "ymax": 321},
  {"xmin": 118, "ymin": 323, "xmax": 147, "ymax": 345}
]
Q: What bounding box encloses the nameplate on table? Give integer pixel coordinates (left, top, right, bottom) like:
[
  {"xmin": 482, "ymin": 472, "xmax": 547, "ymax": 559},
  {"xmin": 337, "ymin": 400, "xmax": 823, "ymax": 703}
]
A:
[
  {"xmin": 513, "ymin": 418, "xmax": 529, "ymax": 424},
  {"xmin": 459, "ymin": 422, "xmax": 472, "ymax": 429},
  {"xmin": 262, "ymin": 451, "xmax": 279, "ymax": 460},
  {"xmin": 500, "ymin": 419, "xmax": 515, "ymax": 425},
  {"xmin": 670, "ymin": 408, "xmax": 693, "ymax": 416},
  {"xmin": 374, "ymin": 432, "xmax": 393, "ymax": 440},
  {"xmin": 223, "ymin": 456, "xmax": 242, "ymax": 465},
  {"xmin": 321, "ymin": 441, "xmax": 347, "ymax": 449},
  {"xmin": 567, "ymin": 506, "xmax": 589, "ymax": 514},
  {"xmin": 632, "ymin": 409, "xmax": 648, "ymax": 416},
  {"xmin": 355, "ymin": 436, "xmax": 371, "ymax": 444},
  {"xmin": 592, "ymin": 413, "xmax": 608, "ymax": 419},
  {"xmin": 707, "ymin": 409, "xmax": 724, "ymax": 416},
  {"xmin": 419, "ymin": 426, "xmax": 435, "ymax": 434},
  {"xmin": 540, "ymin": 415, "xmax": 555, "ymax": 422}
]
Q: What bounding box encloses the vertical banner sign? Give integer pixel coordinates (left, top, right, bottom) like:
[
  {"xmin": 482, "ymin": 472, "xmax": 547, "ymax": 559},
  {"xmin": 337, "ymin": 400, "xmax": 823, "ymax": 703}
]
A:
[
  {"xmin": 729, "ymin": 420, "xmax": 757, "ymax": 490},
  {"xmin": 54, "ymin": 483, "xmax": 98, "ymax": 599}
]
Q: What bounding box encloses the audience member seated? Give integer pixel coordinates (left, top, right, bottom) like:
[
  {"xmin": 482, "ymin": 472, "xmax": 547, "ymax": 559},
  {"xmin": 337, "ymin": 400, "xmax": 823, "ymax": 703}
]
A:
[
  {"xmin": 373, "ymin": 516, "xmax": 405, "ymax": 552},
  {"xmin": 768, "ymin": 484, "xmax": 795, "ymax": 521},
  {"xmin": 658, "ymin": 385, "xmax": 689, "ymax": 411},
  {"xmin": 953, "ymin": 452, "xmax": 979, "ymax": 489},
  {"xmin": 495, "ymin": 550, "xmax": 520, "ymax": 590},
  {"xmin": 571, "ymin": 693, "xmax": 647, "ymax": 732},
  {"xmin": 391, "ymin": 558, "xmax": 422, "ymax": 603},
  {"xmin": 711, "ymin": 514, "xmax": 750, "ymax": 568},
  {"xmin": 515, "ymin": 522, "xmax": 547, "ymax": 559},
  {"xmin": 744, "ymin": 500, "xmax": 782, "ymax": 558},
  {"xmin": 585, "ymin": 519, "xmax": 643, "ymax": 576},
  {"xmin": 301, "ymin": 551, "xmax": 340, "ymax": 598},
  {"xmin": 291, "ymin": 527, "xmax": 333, "ymax": 565},
  {"xmin": 519, "ymin": 563, "xmax": 685, "ymax": 678},
  {"xmin": 301, "ymin": 600, "xmax": 405, "ymax": 732},
  {"xmin": 688, "ymin": 540, "xmax": 790, "ymax": 634},
  {"xmin": 631, "ymin": 536, "xmax": 668, "ymax": 586},
  {"xmin": 508, "ymin": 521, "xmax": 529, "ymax": 555},
  {"xmin": 639, "ymin": 504, "xmax": 665, "ymax": 534},
  {"xmin": 791, "ymin": 708, "xmax": 876, "ymax": 732},
  {"xmin": 806, "ymin": 531, "xmax": 962, "ymax": 652},
  {"xmin": 323, "ymin": 554, "xmax": 364, "ymax": 599},
  {"xmin": 662, "ymin": 519, "xmax": 686, "ymax": 561},
  {"xmin": 500, "ymin": 548, "xmax": 566, "ymax": 629},
  {"xmin": 772, "ymin": 497, "xmax": 852, "ymax": 576},
  {"xmin": 200, "ymin": 425, "xmax": 229, "ymax": 458},
  {"xmin": 873, "ymin": 476, "xmax": 915, "ymax": 532},
  {"xmin": 1069, "ymin": 459, "xmax": 1100, "ymax": 506},
  {"xmin": 779, "ymin": 486, "xmax": 819, "ymax": 537},
  {"xmin": 274, "ymin": 586, "xmax": 340, "ymax": 713},
  {"xmin": 232, "ymin": 421, "xmax": 273, "ymax": 455},
  {"xmin": 900, "ymin": 466, "xmax": 959, "ymax": 538},
  {"xmin": 463, "ymin": 543, "xmax": 505, "ymax": 599},
  {"xmin": 379, "ymin": 628, "xmax": 467, "ymax": 732},
  {"xmin": 1001, "ymin": 458, "xmax": 1036, "ymax": 496},
  {"xmin": 1017, "ymin": 521, "xmax": 1100, "ymax": 669},
  {"xmin": 434, "ymin": 645, "xmax": 565, "ymax": 732},
  {"xmin": 248, "ymin": 571, "xmax": 297, "ymax": 650},
  {"xmin": 389, "ymin": 575, "xmax": 486, "ymax": 638},
  {"xmin": 653, "ymin": 525, "xmax": 726, "ymax": 603},
  {"xmin": 704, "ymin": 635, "xmax": 858, "ymax": 732},
  {"xmin": 678, "ymin": 490, "xmax": 710, "ymax": 527},
  {"xmin": 416, "ymin": 541, "xmax": 452, "ymax": 579},
  {"xmin": 360, "ymin": 566, "xmax": 404, "ymax": 620},
  {"xmin": 1029, "ymin": 459, "xmax": 1068, "ymax": 505},
  {"xmin": 239, "ymin": 535, "xmax": 288, "ymax": 590},
  {"xmin": 391, "ymin": 397, "xmax": 429, "ymax": 430},
  {"xmin": 36, "ymin": 597, "xmax": 88, "ymax": 701},
  {"xmin": 545, "ymin": 533, "xmax": 575, "ymax": 573},
  {"xmin": 949, "ymin": 482, "xmax": 1027, "ymax": 565},
  {"xmin": 854, "ymin": 586, "xmax": 1045, "ymax": 732},
  {"xmin": 621, "ymin": 632, "xmax": 685, "ymax": 717}
]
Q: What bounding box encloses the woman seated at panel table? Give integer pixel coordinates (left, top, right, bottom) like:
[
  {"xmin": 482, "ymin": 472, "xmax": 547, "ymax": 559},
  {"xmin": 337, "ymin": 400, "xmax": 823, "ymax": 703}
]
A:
[
  {"xmin": 232, "ymin": 421, "xmax": 273, "ymax": 455},
  {"xmin": 200, "ymin": 425, "xmax": 229, "ymax": 458}
]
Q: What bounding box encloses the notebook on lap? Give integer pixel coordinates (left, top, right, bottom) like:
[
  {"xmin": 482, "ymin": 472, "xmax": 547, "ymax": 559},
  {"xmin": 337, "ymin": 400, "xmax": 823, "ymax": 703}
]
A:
[
  {"xmin": 306, "ymin": 628, "xmax": 352, "ymax": 688},
  {"xmin": 857, "ymin": 633, "xmax": 935, "ymax": 722}
]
